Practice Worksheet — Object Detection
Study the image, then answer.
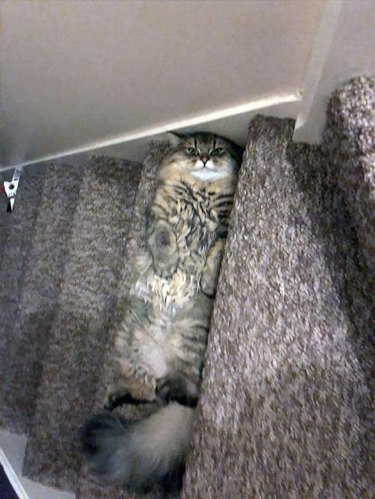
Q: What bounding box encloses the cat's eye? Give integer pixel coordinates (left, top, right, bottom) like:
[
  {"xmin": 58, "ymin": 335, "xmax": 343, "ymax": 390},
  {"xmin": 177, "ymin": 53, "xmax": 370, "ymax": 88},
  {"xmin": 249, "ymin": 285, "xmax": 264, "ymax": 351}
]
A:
[
  {"xmin": 211, "ymin": 147, "xmax": 225, "ymax": 156},
  {"xmin": 185, "ymin": 147, "xmax": 198, "ymax": 157}
]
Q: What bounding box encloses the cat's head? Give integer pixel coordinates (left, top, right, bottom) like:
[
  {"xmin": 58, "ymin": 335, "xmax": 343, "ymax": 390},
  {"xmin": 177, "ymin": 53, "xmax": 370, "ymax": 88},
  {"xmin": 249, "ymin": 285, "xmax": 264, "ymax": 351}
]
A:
[{"xmin": 159, "ymin": 132, "xmax": 243, "ymax": 183}]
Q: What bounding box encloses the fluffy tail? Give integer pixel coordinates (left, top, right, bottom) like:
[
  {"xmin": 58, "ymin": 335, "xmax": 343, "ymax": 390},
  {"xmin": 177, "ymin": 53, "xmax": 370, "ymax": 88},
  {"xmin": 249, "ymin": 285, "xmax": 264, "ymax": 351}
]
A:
[{"xmin": 80, "ymin": 403, "xmax": 195, "ymax": 493}]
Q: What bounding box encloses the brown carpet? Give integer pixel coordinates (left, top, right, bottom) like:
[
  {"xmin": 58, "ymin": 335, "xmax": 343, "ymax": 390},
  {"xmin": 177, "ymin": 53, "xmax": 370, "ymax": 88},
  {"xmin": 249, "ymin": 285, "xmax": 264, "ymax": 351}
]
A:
[
  {"xmin": 0, "ymin": 76, "xmax": 373, "ymax": 498},
  {"xmin": 0, "ymin": 162, "xmax": 84, "ymax": 435},
  {"xmin": 76, "ymin": 144, "xmax": 169, "ymax": 499},
  {"xmin": 21, "ymin": 157, "xmax": 142, "ymax": 491},
  {"xmin": 324, "ymin": 76, "xmax": 374, "ymax": 277},
  {"xmin": 0, "ymin": 164, "xmax": 46, "ymax": 431},
  {"xmin": 182, "ymin": 78, "xmax": 374, "ymax": 498}
]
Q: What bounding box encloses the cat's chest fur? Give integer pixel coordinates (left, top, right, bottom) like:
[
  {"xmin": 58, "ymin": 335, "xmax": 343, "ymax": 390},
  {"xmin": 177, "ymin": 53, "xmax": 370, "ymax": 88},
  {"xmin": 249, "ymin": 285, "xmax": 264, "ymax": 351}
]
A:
[
  {"xmin": 160, "ymin": 180, "xmax": 229, "ymax": 261},
  {"xmin": 170, "ymin": 186, "xmax": 217, "ymax": 252},
  {"xmin": 134, "ymin": 178, "xmax": 232, "ymax": 313}
]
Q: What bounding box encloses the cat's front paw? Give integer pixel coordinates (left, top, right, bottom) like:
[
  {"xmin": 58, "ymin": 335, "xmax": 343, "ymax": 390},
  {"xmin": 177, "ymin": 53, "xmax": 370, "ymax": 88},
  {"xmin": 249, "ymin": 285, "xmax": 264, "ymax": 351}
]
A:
[
  {"xmin": 200, "ymin": 239, "xmax": 224, "ymax": 296},
  {"xmin": 153, "ymin": 252, "xmax": 179, "ymax": 279},
  {"xmin": 200, "ymin": 272, "xmax": 218, "ymax": 297}
]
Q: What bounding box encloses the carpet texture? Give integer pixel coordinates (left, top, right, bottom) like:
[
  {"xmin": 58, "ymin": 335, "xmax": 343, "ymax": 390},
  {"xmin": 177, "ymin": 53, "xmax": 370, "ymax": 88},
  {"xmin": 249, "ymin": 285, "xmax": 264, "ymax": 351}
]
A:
[
  {"xmin": 324, "ymin": 75, "xmax": 374, "ymax": 276},
  {"xmin": 0, "ymin": 165, "xmax": 46, "ymax": 430},
  {"xmin": 182, "ymin": 114, "xmax": 374, "ymax": 495},
  {"xmin": 0, "ymin": 162, "xmax": 84, "ymax": 435},
  {"xmin": 0, "ymin": 76, "xmax": 373, "ymax": 498},
  {"xmin": 76, "ymin": 142, "xmax": 169, "ymax": 499},
  {"xmin": 22, "ymin": 157, "xmax": 141, "ymax": 492}
]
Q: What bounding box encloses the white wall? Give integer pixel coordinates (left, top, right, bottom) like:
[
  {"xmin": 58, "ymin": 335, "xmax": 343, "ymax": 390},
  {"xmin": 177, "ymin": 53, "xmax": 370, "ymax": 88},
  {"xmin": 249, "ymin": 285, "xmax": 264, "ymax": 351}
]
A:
[
  {"xmin": 294, "ymin": 0, "xmax": 375, "ymax": 142},
  {"xmin": 0, "ymin": 0, "xmax": 373, "ymax": 170},
  {"xmin": 0, "ymin": 0, "xmax": 323, "ymax": 167}
]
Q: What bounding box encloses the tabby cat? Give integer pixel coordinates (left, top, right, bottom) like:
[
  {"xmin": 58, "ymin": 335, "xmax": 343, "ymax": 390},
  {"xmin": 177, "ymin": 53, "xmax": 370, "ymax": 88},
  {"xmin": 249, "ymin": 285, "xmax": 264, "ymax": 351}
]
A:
[{"xmin": 80, "ymin": 132, "xmax": 242, "ymax": 493}]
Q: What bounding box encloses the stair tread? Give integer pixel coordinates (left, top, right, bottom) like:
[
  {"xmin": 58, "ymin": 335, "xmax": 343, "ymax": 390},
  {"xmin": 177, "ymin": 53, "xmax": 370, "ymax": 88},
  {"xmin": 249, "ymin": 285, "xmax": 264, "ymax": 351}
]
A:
[
  {"xmin": 3, "ymin": 76, "xmax": 373, "ymax": 497},
  {"xmin": 0, "ymin": 165, "xmax": 46, "ymax": 432},
  {"xmin": 182, "ymin": 115, "xmax": 374, "ymax": 496},
  {"xmin": 0, "ymin": 161, "xmax": 84, "ymax": 434},
  {"xmin": 22, "ymin": 157, "xmax": 141, "ymax": 493},
  {"xmin": 76, "ymin": 143, "xmax": 170, "ymax": 499}
]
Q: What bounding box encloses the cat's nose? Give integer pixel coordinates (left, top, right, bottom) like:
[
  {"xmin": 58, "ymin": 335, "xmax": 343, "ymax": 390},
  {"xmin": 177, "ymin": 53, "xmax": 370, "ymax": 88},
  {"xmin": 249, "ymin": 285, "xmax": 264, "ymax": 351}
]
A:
[{"xmin": 200, "ymin": 155, "xmax": 209, "ymax": 166}]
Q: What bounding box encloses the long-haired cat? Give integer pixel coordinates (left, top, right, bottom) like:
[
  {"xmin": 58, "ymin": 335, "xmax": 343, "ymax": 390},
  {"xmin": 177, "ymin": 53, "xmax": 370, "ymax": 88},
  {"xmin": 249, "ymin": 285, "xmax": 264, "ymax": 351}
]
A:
[{"xmin": 80, "ymin": 132, "xmax": 242, "ymax": 493}]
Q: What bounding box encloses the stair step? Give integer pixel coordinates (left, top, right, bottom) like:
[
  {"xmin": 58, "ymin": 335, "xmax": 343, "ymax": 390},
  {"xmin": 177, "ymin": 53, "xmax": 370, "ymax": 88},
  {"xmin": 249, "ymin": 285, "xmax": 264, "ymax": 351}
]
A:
[
  {"xmin": 0, "ymin": 165, "xmax": 46, "ymax": 431},
  {"xmin": 22, "ymin": 157, "xmax": 141, "ymax": 493},
  {"xmin": 76, "ymin": 142, "xmax": 170, "ymax": 499},
  {"xmin": 323, "ymin": 75, "xmax": 375, "ymax": 276},
  {"xmin": 0, "ymin": 160, "xmax": 84, "ymax": 434},
  {"xmin": 182, "ymin": 116, "xmax": 374, "ymax": 496}
]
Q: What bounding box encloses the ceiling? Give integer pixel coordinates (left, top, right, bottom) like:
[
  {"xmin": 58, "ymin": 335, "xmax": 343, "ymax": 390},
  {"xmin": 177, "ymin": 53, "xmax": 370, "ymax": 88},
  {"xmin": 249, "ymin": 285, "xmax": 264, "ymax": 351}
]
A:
[{"xmin": 1, "ymin": 0, "xmax": 373, "ymax": 170}]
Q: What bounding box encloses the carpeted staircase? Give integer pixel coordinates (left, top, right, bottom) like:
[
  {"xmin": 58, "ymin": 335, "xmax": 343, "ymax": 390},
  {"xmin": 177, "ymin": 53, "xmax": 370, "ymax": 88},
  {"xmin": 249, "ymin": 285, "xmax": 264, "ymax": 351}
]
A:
[{"xmin": 0, "ymin": 76, "xmax": 374, "ymax": 498}]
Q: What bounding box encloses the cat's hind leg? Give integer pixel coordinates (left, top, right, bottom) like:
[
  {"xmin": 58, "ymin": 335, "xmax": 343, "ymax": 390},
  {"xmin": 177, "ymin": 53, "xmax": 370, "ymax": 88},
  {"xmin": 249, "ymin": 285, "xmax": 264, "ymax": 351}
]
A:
[
  {"xmin": 104, "ymin": 296, "xmax": 157, "ymax": 409},
  {"xmin": 104, "ymin": 364, "xmax": 157, "ymax": 410},
  {"xmin": 155, "ymin": 296, "xmax": 211, "ymax": 408},
  {"xmin": 156, "ymin": 371, "xmax": 199, "ymax": 408}
]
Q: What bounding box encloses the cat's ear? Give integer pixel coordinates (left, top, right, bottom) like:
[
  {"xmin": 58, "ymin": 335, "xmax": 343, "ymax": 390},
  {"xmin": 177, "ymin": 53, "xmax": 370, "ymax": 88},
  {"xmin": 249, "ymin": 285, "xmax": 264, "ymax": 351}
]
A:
[{"xmin": 155, "ymin": 131, "xmax": 182, "ymax": 148}]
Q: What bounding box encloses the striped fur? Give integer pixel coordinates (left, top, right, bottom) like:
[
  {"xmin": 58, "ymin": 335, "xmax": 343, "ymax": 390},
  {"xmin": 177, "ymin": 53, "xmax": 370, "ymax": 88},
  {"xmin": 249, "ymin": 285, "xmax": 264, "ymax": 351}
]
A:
[{"xmin": 81, "ymin": 132, "xmax": 242, "ymax": 492}]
